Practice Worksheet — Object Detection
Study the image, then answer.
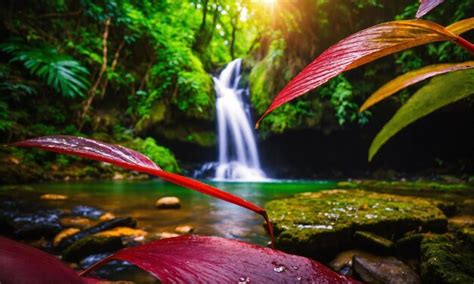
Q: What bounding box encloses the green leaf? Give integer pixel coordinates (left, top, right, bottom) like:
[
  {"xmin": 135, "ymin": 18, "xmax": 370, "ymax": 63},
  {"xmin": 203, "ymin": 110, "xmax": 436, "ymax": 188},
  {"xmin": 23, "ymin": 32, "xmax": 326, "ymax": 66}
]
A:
[{"xmin": 369, "ymin": 69, "xmax": 474, "ymax": 161}]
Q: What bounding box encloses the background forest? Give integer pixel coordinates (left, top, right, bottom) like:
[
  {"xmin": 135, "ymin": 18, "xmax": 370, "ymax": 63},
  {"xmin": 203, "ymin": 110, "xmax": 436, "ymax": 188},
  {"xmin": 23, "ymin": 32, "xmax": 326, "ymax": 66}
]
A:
[{"xmin": 1, "ymin": 0, "xmax": 473, "ymax": 183}]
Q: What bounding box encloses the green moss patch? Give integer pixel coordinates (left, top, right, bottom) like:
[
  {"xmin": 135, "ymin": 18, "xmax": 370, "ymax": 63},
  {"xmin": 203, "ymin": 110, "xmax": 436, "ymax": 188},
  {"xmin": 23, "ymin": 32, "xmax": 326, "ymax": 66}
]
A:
[{"xmin": 266, "ymin": 189, "xmax": 447, "ymax": 258}]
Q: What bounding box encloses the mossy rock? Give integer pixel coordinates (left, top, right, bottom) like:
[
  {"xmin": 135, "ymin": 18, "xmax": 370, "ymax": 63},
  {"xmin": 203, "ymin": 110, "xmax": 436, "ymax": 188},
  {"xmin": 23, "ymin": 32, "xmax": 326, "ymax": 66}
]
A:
[
  {"xmin": 421, "ymin": 234, "xmax": 474, "ymax": 283},
  {"xmin": 266, "ymin": 189, "xmax": 447, "ymax": 258},
  {"xmin": 61, "ymin": 235, "xmax": 124, "ymax": 262}
]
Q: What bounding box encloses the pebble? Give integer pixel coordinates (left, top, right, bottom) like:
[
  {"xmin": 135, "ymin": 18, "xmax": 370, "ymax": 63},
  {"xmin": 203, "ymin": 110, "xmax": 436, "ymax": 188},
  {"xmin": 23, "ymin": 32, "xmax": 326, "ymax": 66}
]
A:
[{"xmin": 155, "ymin": 197, "xmax": 181, "ymax": 209}]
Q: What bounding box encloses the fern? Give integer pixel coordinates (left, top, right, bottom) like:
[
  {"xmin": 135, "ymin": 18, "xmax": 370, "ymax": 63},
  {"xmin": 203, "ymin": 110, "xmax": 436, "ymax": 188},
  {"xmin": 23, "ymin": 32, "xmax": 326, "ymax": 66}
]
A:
[{"xmin": 0, "ymin": 39, "xmax": 90, "ymax": 98}]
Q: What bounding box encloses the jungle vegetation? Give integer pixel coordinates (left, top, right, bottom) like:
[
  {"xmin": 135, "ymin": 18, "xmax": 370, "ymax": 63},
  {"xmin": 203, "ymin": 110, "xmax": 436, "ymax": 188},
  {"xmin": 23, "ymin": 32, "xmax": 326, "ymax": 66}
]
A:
[{"xmin": 1, "ymin": 0, "xmax": 473, "ymax": 178}]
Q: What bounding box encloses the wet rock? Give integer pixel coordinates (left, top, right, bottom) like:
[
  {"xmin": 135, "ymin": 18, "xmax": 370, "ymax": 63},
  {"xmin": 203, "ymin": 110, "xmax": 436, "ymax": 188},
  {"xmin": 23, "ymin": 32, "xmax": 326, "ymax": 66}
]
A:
[
  {"xmin": 57, "ymin": 217, "xmax": 137, "ymax": 250},
  {"xmin": 354, "ymin": 231, "xmax": 394, "ymax": 253},
  {"xmin": 12, "ymin": 210, "xmax": 63, "ymax": 239},
  {"xmin": 61, "ymin": 235, "xmax": 124, "ymax": 262},
  {"xmin": 329, "ymin": 249, "xmax": 375, "ymax": 276},
  {"xmin": 113, "ymin": 172, "xmax": 124, "ymax": 180},
  {"xmin": 421, "ymin": 234, "xmax": 474, "ymax": 283},
  {"xmin": 95, "ymin": 227, "xmax": 147, "ymax": 239},
  {"xmin": 99, "ymin": 212, "xmax": 116, "ymax": 221},
  {"xmin": 353, "ymin": 255, "xmax": 421, "ymax": 284},
  {"xmin": 40, "ymin": 194, "xmax": 68, "ymax": 200},
  {"xmin": 59, "ymin": 216, "xmax": 93, "ymax": 229},
  {"xmin": 156, "ymin": 232, "xmax": 180, "ymax": 239},
  {"xmin": 155, "ymin": 197, "xmax": 181, "ymax": 209},
  {"xmin": 71, "ymin": 205, "xmax": 104, "ymax": 220},
  {"xmin": 266, "ymin": 190, "xmax": 447, "ymax": 258},
  {"xmin": 175, "ymin": 225, "xmax": 194, "ymax": 234},
  {"xmin": 54, "ymin": 228, "xmax": 80, "ymax": 247}
]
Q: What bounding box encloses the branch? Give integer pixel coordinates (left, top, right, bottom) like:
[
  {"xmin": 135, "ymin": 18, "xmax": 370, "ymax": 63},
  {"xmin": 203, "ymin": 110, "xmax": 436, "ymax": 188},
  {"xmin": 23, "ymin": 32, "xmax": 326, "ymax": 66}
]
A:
[
  {"xmin": 79, "ymin": 17, "xmax": 111, "ymax": 129},
  {"xmin": 99, "ymin": 38, "xmax": 126, "ymax": 98}
]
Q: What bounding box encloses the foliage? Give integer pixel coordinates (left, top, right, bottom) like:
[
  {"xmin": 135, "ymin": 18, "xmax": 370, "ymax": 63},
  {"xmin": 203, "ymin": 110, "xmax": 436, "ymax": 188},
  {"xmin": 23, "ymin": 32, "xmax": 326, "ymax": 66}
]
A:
[
  {"xmin": 369, "ymin": 69, "xmax": 474, "ymax": 160},
  {"xmin": 131, "ymin": 137, "xmax": 180, "ymax": 173},
  {"xmin": 0, "ymin": 39, "xmax": 90, "ymax": 98}
]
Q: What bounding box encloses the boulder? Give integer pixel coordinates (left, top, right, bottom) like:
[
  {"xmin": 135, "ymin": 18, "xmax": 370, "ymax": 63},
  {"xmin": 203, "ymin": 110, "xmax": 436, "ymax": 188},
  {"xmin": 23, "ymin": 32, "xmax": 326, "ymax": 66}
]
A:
[
  {"xmin": 61, "ymin": 236, "xmax": 124, "ymax": 262},
  {"xmin": 155, "ymin": 197, "xmax": 181, "ymax": 209},
  {"xmin": 266, "ymin": 190, "xmax": 447, "ymax": 258},
  {"xmin": 353, "ymin": 255, "xmax": 421, "ymax": 284},
  {"xmin": 94, "ymin": 227, "xmax": 147, "ymax": 239},
  {"xmin": 421, "ymin": 234, "xmax": 474, "ymax": 283}
]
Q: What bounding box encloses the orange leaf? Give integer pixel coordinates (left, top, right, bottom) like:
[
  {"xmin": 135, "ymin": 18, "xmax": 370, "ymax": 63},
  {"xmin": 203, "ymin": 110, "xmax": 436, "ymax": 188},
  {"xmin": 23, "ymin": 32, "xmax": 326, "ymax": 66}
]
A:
[
  {"xmin": 359, "ymin": 61, "xmax": 474, "ymax": 112},
  {"xmin": 446, "ymin": 17, "xmax": 474, "ymax": 35},
  {"xmin": 416, "ymin": 0, "xmax": 444, "ymax": 18},
  {"xmin": 256, "ymin": 19, "xmax": 469, "ymax": 127}
]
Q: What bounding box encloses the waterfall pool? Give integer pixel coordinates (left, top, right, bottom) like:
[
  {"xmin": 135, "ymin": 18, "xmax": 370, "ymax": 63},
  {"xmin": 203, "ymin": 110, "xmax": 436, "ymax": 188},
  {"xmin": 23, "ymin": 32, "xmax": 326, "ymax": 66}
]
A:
[{"xmin": 1, "ymin": 179, "xmax": 337, "ymax": 245}]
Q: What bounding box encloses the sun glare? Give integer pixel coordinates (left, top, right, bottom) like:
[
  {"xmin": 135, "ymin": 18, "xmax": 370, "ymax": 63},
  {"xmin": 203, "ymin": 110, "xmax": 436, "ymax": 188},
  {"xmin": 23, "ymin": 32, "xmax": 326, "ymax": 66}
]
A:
[{"xmin": 259, "ymin": 0, "xmax": 277, "ymax": 7}]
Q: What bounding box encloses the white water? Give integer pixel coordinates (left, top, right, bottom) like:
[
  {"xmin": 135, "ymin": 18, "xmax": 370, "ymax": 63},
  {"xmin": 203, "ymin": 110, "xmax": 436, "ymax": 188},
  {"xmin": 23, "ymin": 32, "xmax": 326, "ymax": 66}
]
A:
[{"xmin": 196, "ymin": 59, "xmax": 266, "ymax": 181}]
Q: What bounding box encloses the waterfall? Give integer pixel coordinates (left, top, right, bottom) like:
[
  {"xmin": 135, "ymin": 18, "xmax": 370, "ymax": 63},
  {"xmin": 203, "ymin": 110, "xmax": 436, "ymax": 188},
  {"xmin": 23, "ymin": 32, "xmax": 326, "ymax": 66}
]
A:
[{"xmin": 195, "ymin": 59, "xmax": 266, "ymax": 181}]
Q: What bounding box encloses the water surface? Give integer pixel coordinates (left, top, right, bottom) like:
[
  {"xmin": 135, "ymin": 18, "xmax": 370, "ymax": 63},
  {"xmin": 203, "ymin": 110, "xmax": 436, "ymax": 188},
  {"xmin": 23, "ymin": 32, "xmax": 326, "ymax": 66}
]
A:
[{"xmin": 8, "ymin": 179, "xmax": 337, "ymax": 245}]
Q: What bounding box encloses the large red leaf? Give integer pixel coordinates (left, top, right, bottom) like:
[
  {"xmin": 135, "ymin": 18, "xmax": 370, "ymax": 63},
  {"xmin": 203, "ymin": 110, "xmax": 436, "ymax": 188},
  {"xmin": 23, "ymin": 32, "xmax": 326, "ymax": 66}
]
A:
[
  {"xmin": 0, "ymin": 237, "xmax": 96, "ymax": 284},
  {"xmin": 13, "ymin": 135, "xmax": 274, "ymax": 243},
  {"xmin": 81, "ymin": 235, "xmax": 359, "ymax": 283},
  {"xmin": 416, "ymin": 0, "xmax": 444, "ymax": 18},
  {"xmin": 255, "ymin": 19, "xmax": 472, "ymax": 126}
]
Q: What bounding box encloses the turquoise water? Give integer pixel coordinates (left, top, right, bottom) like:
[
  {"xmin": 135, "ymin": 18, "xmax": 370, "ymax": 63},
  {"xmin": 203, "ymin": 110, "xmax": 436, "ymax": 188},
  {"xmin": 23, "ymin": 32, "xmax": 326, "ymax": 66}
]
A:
[{"xmin": 6, "ymin": 179, "xmax": 337, "ymax": 245}]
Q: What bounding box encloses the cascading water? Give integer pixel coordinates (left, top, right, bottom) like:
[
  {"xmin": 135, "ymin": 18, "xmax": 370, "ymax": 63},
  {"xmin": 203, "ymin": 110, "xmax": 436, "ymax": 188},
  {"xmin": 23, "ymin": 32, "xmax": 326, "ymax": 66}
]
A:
[{"xmin": 195, "ymin": 59, "xmax": 266, "ymax": 181}]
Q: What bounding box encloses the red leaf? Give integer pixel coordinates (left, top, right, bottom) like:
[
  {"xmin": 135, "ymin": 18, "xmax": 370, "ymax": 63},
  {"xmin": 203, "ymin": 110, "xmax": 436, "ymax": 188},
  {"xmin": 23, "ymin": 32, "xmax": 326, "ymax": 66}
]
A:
[
  {"xmin": 81, "ymin": 235, "xmax": 359, "ymax": 283},
  {"xmin": 416, "ymin": 0, "xmax": 444, "ymax": 18},
  {"xmin": 13, "ymin": 135, "xmax": 274, "ymax": 244},
  {"xmin": 255, "ymin": 20, "xmax": 465, "ymax": 126},
  {"xmin": 0, "ymin": 237, "xmax": 96, "ymax": 284}
]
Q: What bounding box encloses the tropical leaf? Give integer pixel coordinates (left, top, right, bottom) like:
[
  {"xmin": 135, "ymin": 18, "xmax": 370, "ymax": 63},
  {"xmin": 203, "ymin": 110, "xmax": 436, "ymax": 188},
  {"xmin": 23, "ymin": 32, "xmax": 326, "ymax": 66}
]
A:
[
  {"xmin": 368, "ymin": 69, "xmax": 474, "ymax": 161},
  {"xmin": 81, "ymin": 235, "xmax": 359, "ymax": 283},
  {"xmin": 0, "ymin": 237, "xmax": 96, "ymax": 284},
  {"xmin": 256, "ymin": 19, "xmax": 473, "ymax": 126},
  {"xmin": 446, "ymin": 17, "xmax": 474, "ymax": 35},
  {"xmin": 0, "ymin": 39, "xmax": 90, "ymax": 98},
  {"xmin": 13, "ymin": 135, "xmax": 274, "ymax": 242},
  {"xmin": 360, "ymin": 61, "xmax": 474, "ymax": 112},
  {"xmin": 416, "ymin": 0, "xmax": 444, "ymax": 18}
]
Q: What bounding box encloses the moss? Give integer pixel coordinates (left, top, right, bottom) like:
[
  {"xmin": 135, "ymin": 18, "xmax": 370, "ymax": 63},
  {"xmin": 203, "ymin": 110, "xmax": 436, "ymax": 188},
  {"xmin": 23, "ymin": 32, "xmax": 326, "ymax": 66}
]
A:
[
  {"xmin": 421, "ymin": 234, "xmax": 474, "ymax": 284},
  {"xmin": 61, "ymin": 235, "xmax": 124, "ymax": 262},
  {"xmin": 130, "ymin": 137, "xmax": 180, "ymax": 173},
  {"xmin": 337, "ymin": 180, "xmax": 473, "ymax": 194},
  {"xmin": 135, "ymin": 101, "xmax": 167, "ymax": 133},
  {"xmin": 354, "ymin": 231, "xmax": 394, "ymax": 252},
  {"xmin": 266, "ymin": 189, "xmax": 447, "ymax": 258}
]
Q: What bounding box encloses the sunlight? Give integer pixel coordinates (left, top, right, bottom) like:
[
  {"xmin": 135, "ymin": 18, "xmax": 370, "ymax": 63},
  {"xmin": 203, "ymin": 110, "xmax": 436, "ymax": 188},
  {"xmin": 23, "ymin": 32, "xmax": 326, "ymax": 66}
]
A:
[{"xmin": 258, "ymin": 0, "xmax": 277, "ymax": 8}]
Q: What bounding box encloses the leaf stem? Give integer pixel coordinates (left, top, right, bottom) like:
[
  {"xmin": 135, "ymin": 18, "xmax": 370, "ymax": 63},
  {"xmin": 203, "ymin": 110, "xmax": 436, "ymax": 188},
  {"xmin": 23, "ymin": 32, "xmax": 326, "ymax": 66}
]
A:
[{"xmin": 455, "ymin": 36, "xmax": 474, "ymax": 53}]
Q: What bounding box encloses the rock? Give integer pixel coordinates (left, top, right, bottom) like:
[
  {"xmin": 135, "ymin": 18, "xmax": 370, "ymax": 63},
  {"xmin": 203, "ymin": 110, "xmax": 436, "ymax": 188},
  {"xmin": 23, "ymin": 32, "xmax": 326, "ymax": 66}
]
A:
[
  {"xmin": 421, "ymin": 234, "xmax": 474, "ymax": 283},
  {"xmin": 353, "ymin": 255, "xmax": 421, "ymax": 284},
  {"xmin": 175, "ymin": 225, "xmax": 194, "ymax": 234},
  {"xmin": 99, "ymin": 212, "xmax": 116, "ymax": 221},
  {"xmin": 156, "ymin": 232, "xmax": 180, "ymax": 239},
  {"xmin": 61, "ymin": 236, "xmax": 124, "ymax": 262},
  {"xmin": 155, "ymin": 197, "xmax": 181, "ymax": 209},
  {"xmin": 54, "ymin": 228, "xmax": 80, "ymax": 247},
  {"xmin": 71, "ymin": 205, "xmax": 104, "ymax": 220},
  {"xmin": 354, "ymin": 231, "xmax": 394, "ymax": 253},
  {"xmin": 59, "ymin": 216, "xmax": 93, "ymax": 229},
  {"xmin": 112, "ymin": 172, "xmax": 124, "ymax": 180},
  {"xmin": 266, "ymin": 190, "xmax": 447, "ymax": 258},
  {"xmin": 329, "ymin": 249, "xmax": 375, "ymax": 275},
  {"xmin": 396, "ymin": 233, "xmax": 425, "ymax": 256},
  {"xmin": 12, "ymin": 210, "xmax": 63, "ymax": 239},
  {"xmin": 57, "ymin": 217, "xmax": 137, "ymax": 250},
  {"xmin": 94, "ymin": 227, "xmax": 147, "ymax": 239},
  {"xmin": 40, "ymin": 194, "xmax": 68, "ymax": 200}
]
